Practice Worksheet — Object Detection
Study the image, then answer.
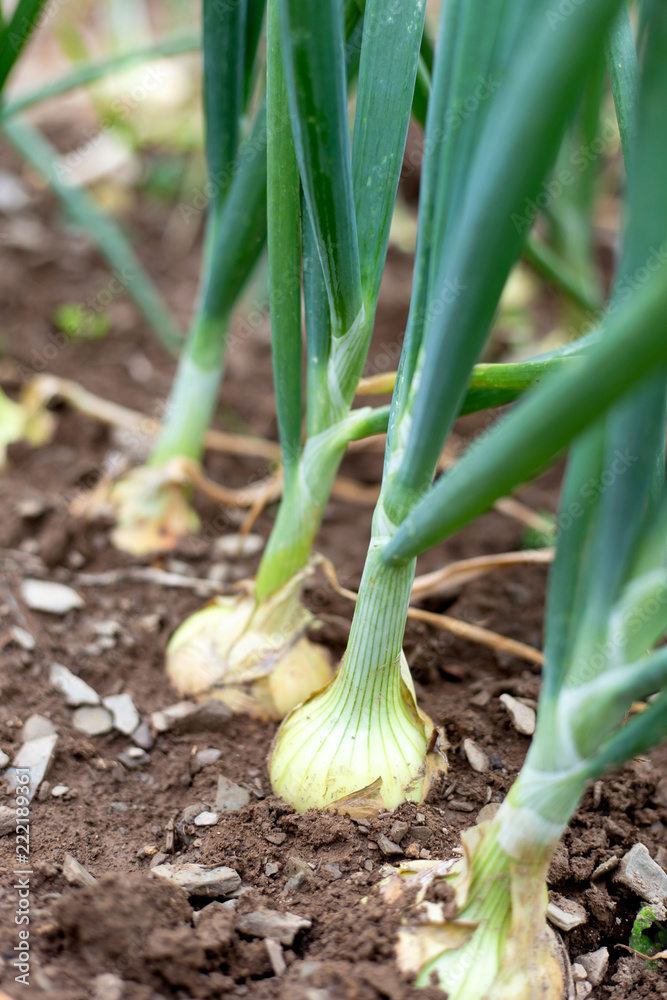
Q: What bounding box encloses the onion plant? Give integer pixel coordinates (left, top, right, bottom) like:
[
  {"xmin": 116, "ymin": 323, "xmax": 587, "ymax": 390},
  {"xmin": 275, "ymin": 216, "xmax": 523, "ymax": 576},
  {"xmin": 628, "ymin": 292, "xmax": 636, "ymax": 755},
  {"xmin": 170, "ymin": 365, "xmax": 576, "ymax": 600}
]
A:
[
  {"xmin": 274, "ymin": 3, "xmax": 667, "ymax": 995},
  {"xmin": 268, "ymin": 0, "xmax": 667, "ymax": 814},
  {"xmin": 166, "ymin": 0, "xmax": 647, "ymax": 720}
]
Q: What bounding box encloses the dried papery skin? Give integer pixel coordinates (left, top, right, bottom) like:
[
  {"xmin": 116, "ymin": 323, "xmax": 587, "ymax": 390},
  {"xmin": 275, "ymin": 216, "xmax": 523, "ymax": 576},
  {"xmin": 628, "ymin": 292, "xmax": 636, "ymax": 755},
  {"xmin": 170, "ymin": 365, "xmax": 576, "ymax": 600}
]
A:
[
  {"xmin": 0, "ymin": 384, "xmax": 55, "ymax": 469},
  {"xmin": 395, "ymin": 819, "xmax": 566, "ymax": 1000},
  {"xmin": 165, "ymin": 567, "xmax": 333, "ymax": 720},
  {"xmin": 269, "ymin": 651, "xmax": 447, "ymax": 816},
  {"xmin": 109, "ymin": 459, "xmax": 201, "ymax": 555}
]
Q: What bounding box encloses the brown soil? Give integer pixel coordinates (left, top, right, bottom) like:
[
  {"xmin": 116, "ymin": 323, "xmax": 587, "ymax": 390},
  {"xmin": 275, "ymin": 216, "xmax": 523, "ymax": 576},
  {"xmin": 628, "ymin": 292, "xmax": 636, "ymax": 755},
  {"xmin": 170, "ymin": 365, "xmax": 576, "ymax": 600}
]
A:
[{"xmin": 1, "ymin": 136, "xmax": 666, "ymax": 1000}]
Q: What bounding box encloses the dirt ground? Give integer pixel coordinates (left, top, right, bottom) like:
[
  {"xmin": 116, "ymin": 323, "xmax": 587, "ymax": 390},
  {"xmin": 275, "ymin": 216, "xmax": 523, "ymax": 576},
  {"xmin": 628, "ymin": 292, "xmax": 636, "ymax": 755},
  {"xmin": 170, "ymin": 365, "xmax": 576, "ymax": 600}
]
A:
[{"xmin": 0, "ymin": 135, "xmax": 666, "ymax": 1000}]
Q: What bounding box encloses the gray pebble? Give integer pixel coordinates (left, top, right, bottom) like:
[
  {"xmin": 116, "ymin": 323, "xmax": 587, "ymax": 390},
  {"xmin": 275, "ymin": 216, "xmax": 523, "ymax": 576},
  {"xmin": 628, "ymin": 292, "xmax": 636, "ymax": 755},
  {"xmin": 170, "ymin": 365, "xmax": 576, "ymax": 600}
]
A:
[
  {"xmin": 22, "ymin": 714, "xmax": 57, "ymax": 742},
  {"xmin": 50, "ymin": 662, "xmax": 100, "ymax": 706},
  {"xmin": 615, "ymin": 843, "xmax": 667, "ymax": 905},
  {"xmin": 72, "ymin": 705, "xmax": 113, "ymax": 736},
  {"xmin": 151, "ymin": 861, "xmax": 241, "ymax": 897},
  {"xmin": 235, "ymin": 909, "xmax": 311, "ymax": 946},
  {"xmin": 21, "ymin": 578, "xmax": 84, "ymax": 615}
]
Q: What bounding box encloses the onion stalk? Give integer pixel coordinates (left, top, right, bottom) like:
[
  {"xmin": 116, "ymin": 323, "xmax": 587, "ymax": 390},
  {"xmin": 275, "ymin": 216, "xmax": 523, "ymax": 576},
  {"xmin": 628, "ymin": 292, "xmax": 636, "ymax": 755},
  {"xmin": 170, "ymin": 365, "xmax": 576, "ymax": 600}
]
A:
[
  {"xmin": 390, "ymin": 8, "xmax": 667, "ymax": 996},
  {"xmin": 270, "ymin": 0, "xmax": 631, "ymax": 811}
]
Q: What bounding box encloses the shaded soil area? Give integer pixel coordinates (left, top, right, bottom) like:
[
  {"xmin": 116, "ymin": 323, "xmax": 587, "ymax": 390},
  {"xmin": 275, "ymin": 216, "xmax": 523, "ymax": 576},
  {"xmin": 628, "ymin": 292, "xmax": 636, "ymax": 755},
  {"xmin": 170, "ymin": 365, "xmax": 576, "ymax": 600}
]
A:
[{"xmin": 0, "ymin": 137, "xmax": 666, "ymax": 1000}]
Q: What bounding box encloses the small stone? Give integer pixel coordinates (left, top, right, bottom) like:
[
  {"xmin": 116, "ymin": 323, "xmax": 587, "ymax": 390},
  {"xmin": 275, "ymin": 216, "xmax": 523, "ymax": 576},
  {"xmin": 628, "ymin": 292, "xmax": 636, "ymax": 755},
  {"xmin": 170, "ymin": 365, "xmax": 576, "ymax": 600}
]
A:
[
  {"xmin": 215, "ymin": 774, "xmax": 251, "ymax": 811},
  {"xmin": 419, "ymin": 849, "xmax": 431, "ymax": 860},
  {"xmin": 51, "ymin": 785, "xmax": 69, "ymax": 797},
  {"xmin": 92, "ymin": 972, "xmax": 124, "ymax": 1000},
  {"xmin": 72, "ymin": 705, "xmax": 113, "ymax": 736},
  {"xmin": 416, "ymin": 813, "xmax": 426, "ymax": 823},
  {"xmin": 150, "ymin": 851, "xmax": 169, "ymax": 869},
  {"xmin": 10, "ymin": 626, "xmax": 36, "ymax": 650},
  {"xmin": 0, "ymin": 806, "xmax": 16, "ymax": 835},
  {"xmin": 575, "ymin": 947, "xmax": 609, "ymax": 987},
  {"xmin": 615, "ymin": 843, "xmax": 667, "ymax": 905},
  {"xmin": 571, "ymin": 964, "xmax": 587, "ymax": 981},
  {"xmin": 21, "ymin": 578, "xmax": 84, "ymax": 615},
  {"xmin": 265, "ymin": 937, "xmax": 287, "ymax": 976},
  {"xmin": 476, "ymin": 802, "xmax": 501, "ymax": 824},
  {"xmin": 154, "ymin": 699, "xmax": 233, "ymax": 734},
  {"xmin": 151, "ymin": 862, "xmax": 241, "ymax": 897},
  {"xmin": 448, "ymin": 800, "xmax": 475, "ymax": 812},
  {"xmin": 50, "ymin": 662, "xmax": 100, "ymax": 706},
  {"xmin": 131, "ymin": 722, "xmax": 153, "ymax": 750},
  {"xmin": 377, "ymin": 833, "xmax": 403, "ymax": 857},
  {"xmin": 265, "ymin": 862, "xmax": 280, "ymax": 877},
  {"xmin": 404, "ymin": 843, "xmax": 421, "ymax": 859},
  {"xmin": 6, "ymin": 733, "xmax": 58, "ymax": 801},
  {"xmin": 213, "ymin": 533, "xmax": 265, "ymax": 558},
  {"xmin": 591, "ymin": 855, "xmax": 619, "ymax": 880},
  {"xmin": 266, "ymin": 831, "xmax": 287, "ymax": 846},
  {"xmin": 103, "ymin": 693, "xmax": 140, "ymax": 736},
  {"xmin": 181, "ymin": 802, "xmax": 209, "ymax": 825},
  {"xmin": 0, "ymin": 749, "xmax": 10, "ymax": 768},
  {"xmin": 63, "ymin": 853, "xmax": 96, "ymax": 887},
  {"xmin": 499, "ymin": 693, "xmax": 536, "ymax": 735},
  {"xmin": 463, "ymin": 738, "xmax": 490, "ymax": 773},
  {"xmin": 118, "ymin": 747, "xmax": 150, "ymax": 770},
  {"xmin": 94, "ymin": 620, "xmax": 121, "ymax": 638},
  {"xmin": 235, "ymin": 909, "xmax": 311, "ymax": 946},
  {"xmin": 323, "ymin": 863, "xmax": 342, "ymax": 880},
  {"xmin": 37, "ymin": 781, "xmax": 51, "ymax": 801},
  {"xmin": 575, "ymin": 984, "xmax": 592, "ymax": 999},
  {"xmin": 408, "ymin": 826, "xmax": 433, "ymax": 842},
  {"xmin": 16, "ymin": 496, "xmax": 45, "ymax": 517},
  {"xmin": 546, "ymin": 897, "xmax": 588, "ymax": 931},
  {"xmin": 197, "ymin": 747, "xmax": 222, "ymax": 765},
  {"xmin": 490, "ymin": 753, "xmax": 504, "ymax": 770},
  {"xmin": 22, "ymin": 714, "xmax": 57, "ymax": 742},
  {"xmin": 389, "ymin": 820, "xmax": 410, "ymax": 844},
  {"xmin": 194, "ymin": 811, "xmax": 219, "ymax": 827}
]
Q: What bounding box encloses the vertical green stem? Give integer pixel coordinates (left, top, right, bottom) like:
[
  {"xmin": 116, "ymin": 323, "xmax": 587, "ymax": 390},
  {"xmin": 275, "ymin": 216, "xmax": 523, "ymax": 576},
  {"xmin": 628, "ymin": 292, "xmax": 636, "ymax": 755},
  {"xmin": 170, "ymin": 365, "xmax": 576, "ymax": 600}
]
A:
[{"xmin": 149, "ymin": 315, "xmax": 227, "ymax": 464}]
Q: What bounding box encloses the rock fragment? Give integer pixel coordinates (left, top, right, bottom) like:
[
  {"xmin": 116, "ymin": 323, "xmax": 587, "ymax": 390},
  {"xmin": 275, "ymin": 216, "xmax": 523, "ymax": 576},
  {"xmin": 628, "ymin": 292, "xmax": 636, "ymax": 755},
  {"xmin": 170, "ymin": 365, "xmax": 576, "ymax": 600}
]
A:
[
  {"xmin": 265, "ymin": 938, "xmax": 287, "ymax": 976},
  {"xmin": 575, "ymin": 947, "xmax": 609, "ymax": 987},
  {"xmin": 0, "ymin": 806, "xmax": 16, "ymax": 835},
  {"xmin": 389, "ymin": 820, "xmax": 410, "ymax": 844},
  {"xmin": 51, "ymin": 785, "xmax": 69, "ymax": 797},
  {"xmin": 499, "ymin": 693, "xmax": 536, "ymax": 735},
  {"xmin": 91, "ymin": 972, "xmax": 124, "ymax": 1000},
  {"xmin": 546, "ymin": 896, "xmax": 588, "ymax": 932},
  {"xmin": 615, "ymin": 843, "xmax": 667, "ymax": 905},
  {"xmin": 22, "ymin": 714, "xmax": 57, "ymax": 742},
  {"xmin": 131, "ymin": 722, "xmax": 153, "ymax": 750},
  {"xmin": 215, "ymin": 774, "xmax": 251, "ymax": 811},
  {"xmin": 21, "ymin": 578, "xmax": 84, "ymax": 615},
  {"xmin": 151, "ymin": 862, "xmax": 241, "ymax": 897},
  {"xmin": 103, "ymin": 693, "xmax": 140, "ymax": 735},
  {"xmin": 63, "ymin": 853, "xmax": 96, "ymax": 887},
  {"xmin": 50, "ymin": 662, "xmax": 100, "ymax": 706},
  {"xmin": 10, "ymin": 626, "xmax": 36, "ymax": 650},
  {"xmin": 463, "ymin": 738, "xmax": 490, "ymax": 773},
  {"xmin": 72, "ymin": 705, "xmax": 113, "ymax": 736},
  {"xmin": 235, "ymin": 909, "xmax": 311, "ymax": 946},
  {"xmin": 117, "ymin": 747, "xmax": 150, "ymax": 770},
  {"xmin": 377, "ymin": 833, "xmax": 403, "ymax": 858},
  {"xmin": 194, "ymin": 811, "xmax": 219, "ymax": 827},
  {"xmin": 196, "ymin": 747, "xmax": 222, "ymax": 765},
  {"xmin": 476, "ymin": 802, "xmax": 501, "ymax": 824},
  {"xmin": 0, "ymin": 749, "xmax": 10, "ymax": 768},
  {"xmin": 6, "ymin": 734, "xmax": 58, "ymax": 801},
  {"xmin": 151, "ymin": 699, "xmax": 232, "ymax": 733}
]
